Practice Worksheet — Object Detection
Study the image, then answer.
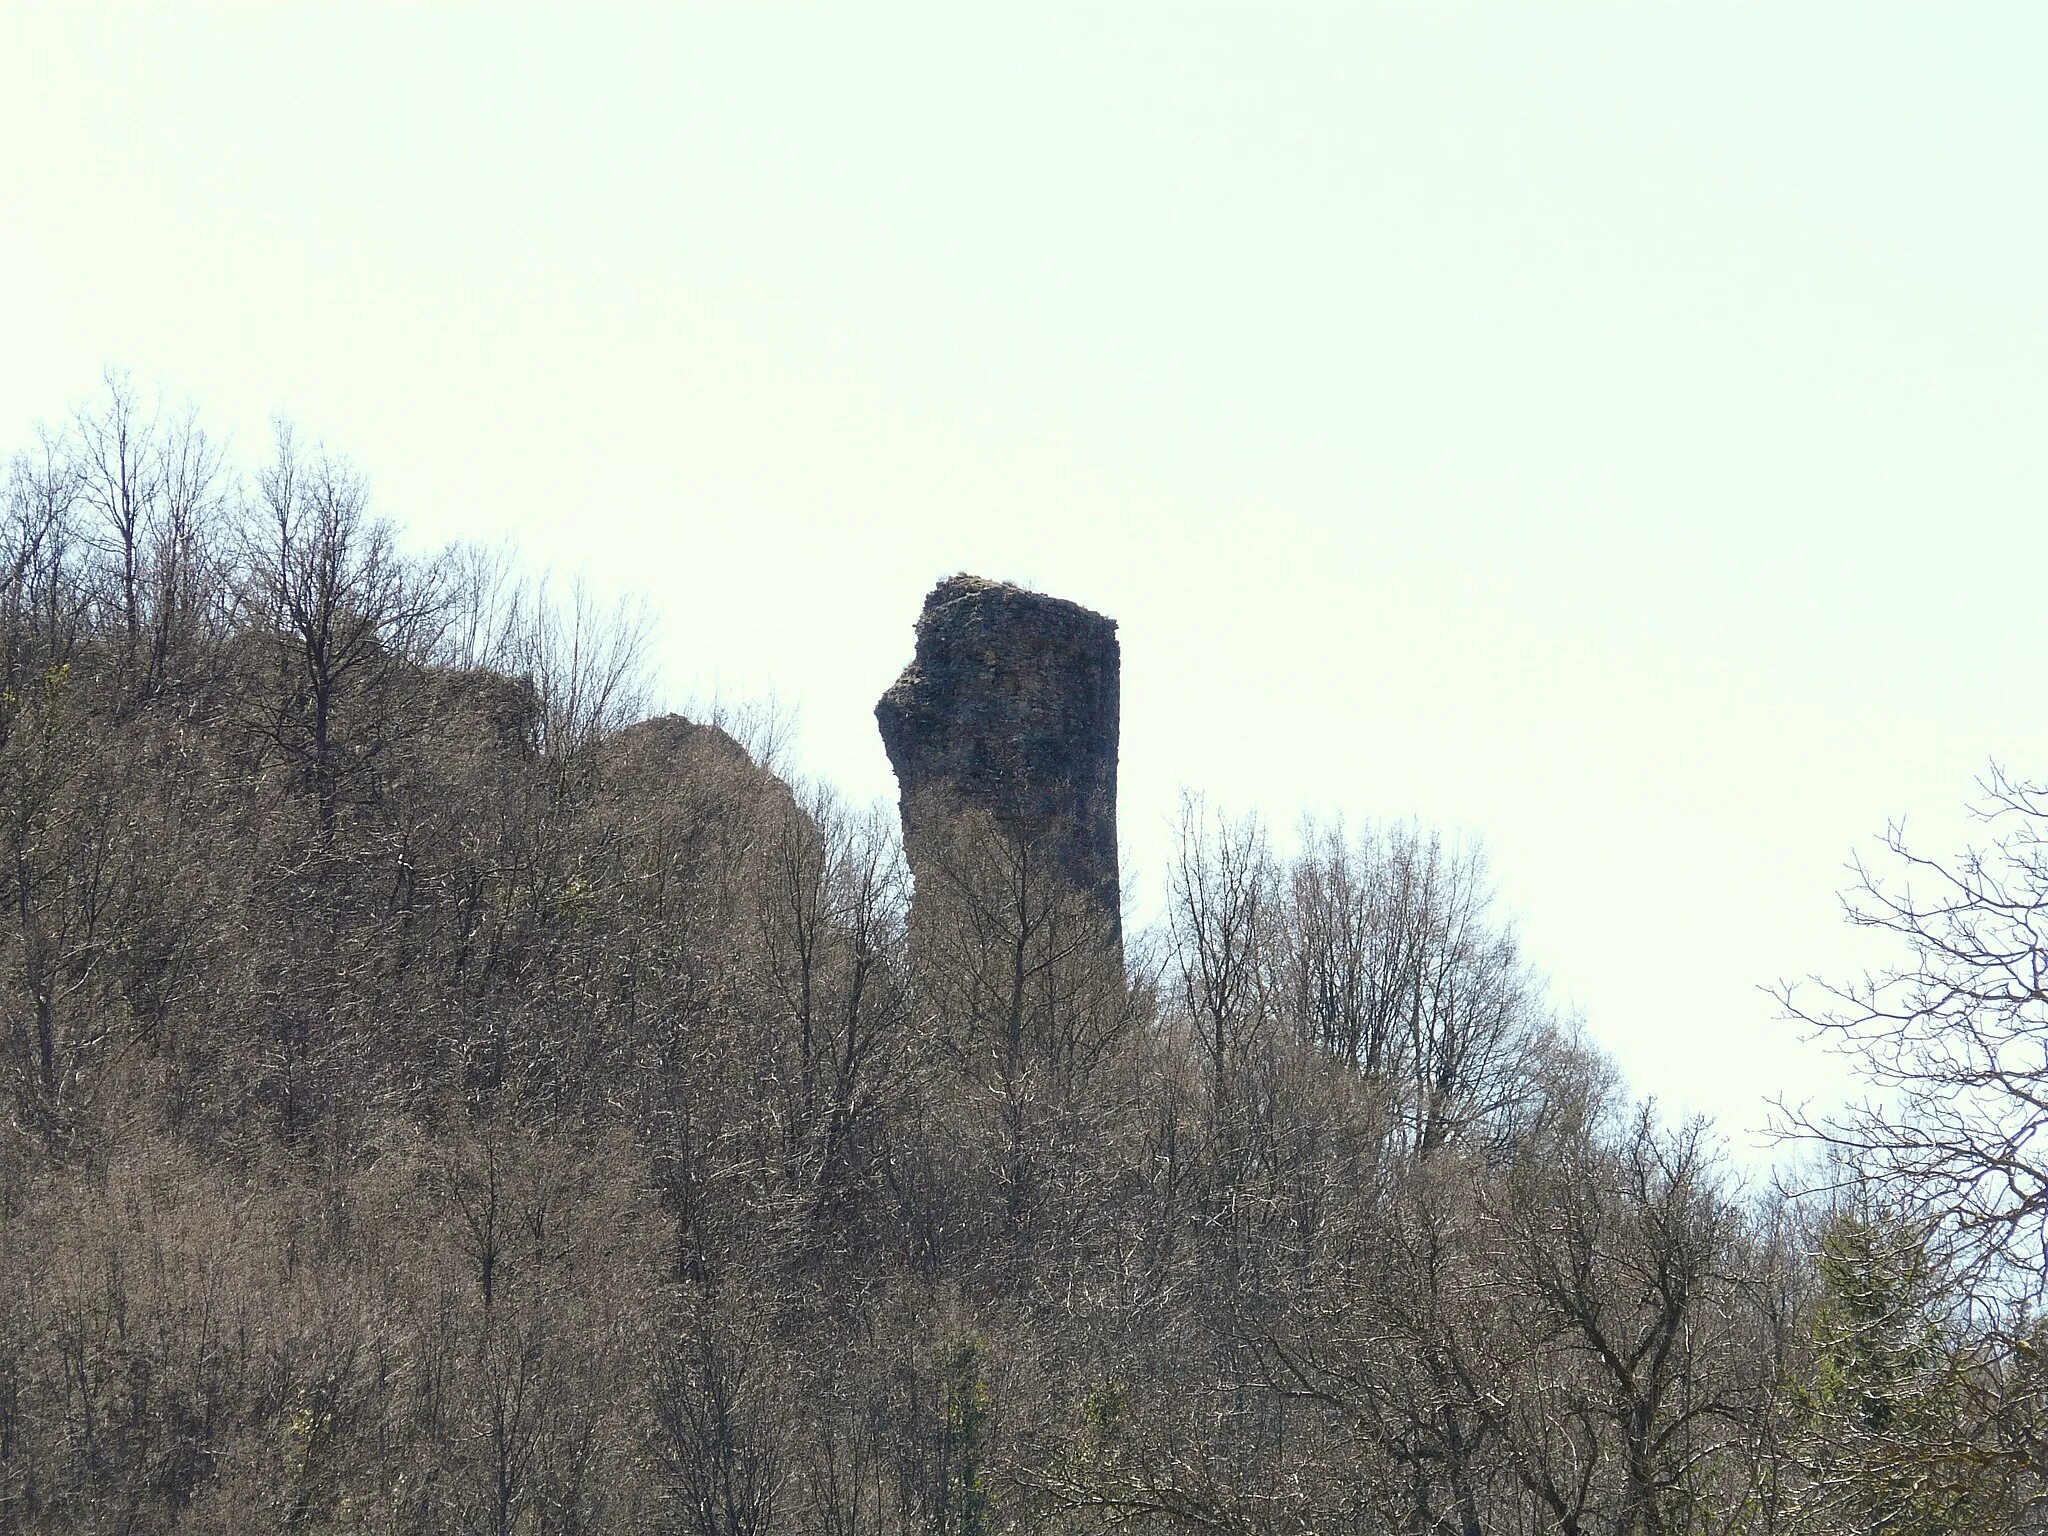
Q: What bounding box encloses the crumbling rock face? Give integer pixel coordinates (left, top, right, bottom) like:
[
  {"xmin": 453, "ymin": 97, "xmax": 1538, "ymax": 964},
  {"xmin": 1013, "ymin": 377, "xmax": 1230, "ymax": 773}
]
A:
[{"xmin": 876, "ymin": 574, "xmax": 1121, "ymax": 945}]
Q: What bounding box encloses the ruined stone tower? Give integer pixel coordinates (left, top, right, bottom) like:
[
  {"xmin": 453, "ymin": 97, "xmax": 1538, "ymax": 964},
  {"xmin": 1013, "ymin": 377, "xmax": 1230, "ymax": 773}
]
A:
[{"xmin": 876, "ymin": 575, "xmax": 1122, "ymax": 951}]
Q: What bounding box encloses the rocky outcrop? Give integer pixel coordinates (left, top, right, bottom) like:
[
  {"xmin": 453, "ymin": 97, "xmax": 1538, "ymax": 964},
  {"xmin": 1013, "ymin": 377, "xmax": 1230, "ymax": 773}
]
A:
[
  {"xmin": 607, "ymin": 712, "xmax": 799, "ymax": 823},
  {"xmin": 427, "ymin": 666, "xmax": 544, "ymax": 755},
  {"xmin": 611, "ymin": 712, "xmax": 764, "ymax": 778},
  {"xmin": 876, "ymin": 575, "xmax": 1121, "ymax": 945}
]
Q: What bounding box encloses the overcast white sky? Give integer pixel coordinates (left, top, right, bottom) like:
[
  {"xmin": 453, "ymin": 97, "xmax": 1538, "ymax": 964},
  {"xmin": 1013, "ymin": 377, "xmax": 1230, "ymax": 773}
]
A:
[{"xmin": 4, "ymin": 3, "xmax": 2043, "ymax": 1151}]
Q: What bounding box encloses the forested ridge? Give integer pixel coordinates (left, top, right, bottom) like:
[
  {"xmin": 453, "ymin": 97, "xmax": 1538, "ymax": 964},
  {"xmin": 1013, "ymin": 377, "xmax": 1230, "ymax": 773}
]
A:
[{"xmin": 2, "ymin": 379, "xmax": 2045, "ymax": 1534}]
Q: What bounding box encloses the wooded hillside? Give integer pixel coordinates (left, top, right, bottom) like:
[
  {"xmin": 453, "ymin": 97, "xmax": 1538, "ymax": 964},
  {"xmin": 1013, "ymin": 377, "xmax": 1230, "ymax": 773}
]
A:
[{"xmin": 1, "ymin": 380, "xmax": 2041, "ymax": 1534}]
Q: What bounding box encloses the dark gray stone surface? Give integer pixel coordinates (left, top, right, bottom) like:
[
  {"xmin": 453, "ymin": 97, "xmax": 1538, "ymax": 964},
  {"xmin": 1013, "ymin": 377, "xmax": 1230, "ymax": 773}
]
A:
[{"xmin": 876, "ymin": 574, "xmax": 1121, "ymax": 939}]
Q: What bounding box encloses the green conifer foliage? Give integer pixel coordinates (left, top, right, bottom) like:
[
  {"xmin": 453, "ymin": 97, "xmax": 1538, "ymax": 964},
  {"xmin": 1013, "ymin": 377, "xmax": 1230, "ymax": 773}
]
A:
[{"xmin": 1792, "ymin": 1209, "xmax": 2004, "ymax": 1535}]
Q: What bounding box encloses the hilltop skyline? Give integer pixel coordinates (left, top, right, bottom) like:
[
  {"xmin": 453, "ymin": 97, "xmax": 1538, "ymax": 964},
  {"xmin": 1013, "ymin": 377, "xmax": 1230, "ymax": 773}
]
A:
[{"xmin": 6, "ymin": 4, "xmax": 2045, "ymax": 1144}]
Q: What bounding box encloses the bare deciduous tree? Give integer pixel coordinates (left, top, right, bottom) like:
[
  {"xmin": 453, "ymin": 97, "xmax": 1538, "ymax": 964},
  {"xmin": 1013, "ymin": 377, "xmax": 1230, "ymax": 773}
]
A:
[
  {"xmin": 1781, "ymin": 767, "xmax": 2048, "ymax": 1300},
  {"xmin": 240, "ymin": 423, "xmax": 447, "ymax": 833}
]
